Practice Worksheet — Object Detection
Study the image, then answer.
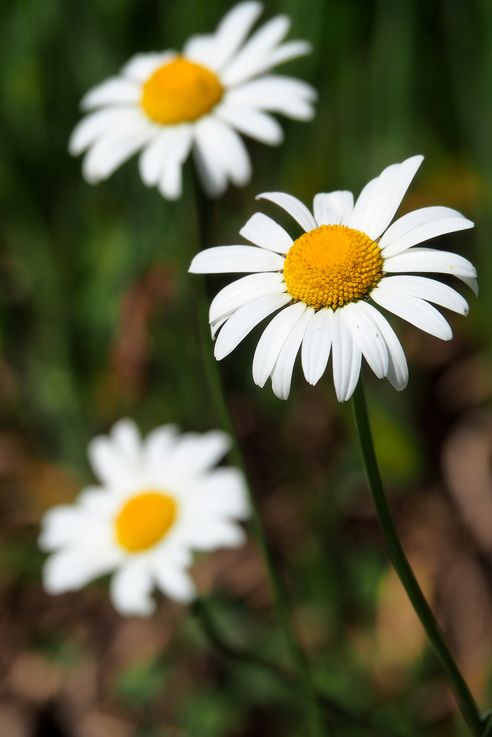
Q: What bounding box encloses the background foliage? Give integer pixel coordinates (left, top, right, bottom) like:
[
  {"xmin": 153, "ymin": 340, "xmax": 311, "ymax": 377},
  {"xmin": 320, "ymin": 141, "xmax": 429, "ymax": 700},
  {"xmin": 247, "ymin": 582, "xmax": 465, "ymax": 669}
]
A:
[{"xmin": 0, "ymin": 1, "xmax": 491, "ymax": 735}]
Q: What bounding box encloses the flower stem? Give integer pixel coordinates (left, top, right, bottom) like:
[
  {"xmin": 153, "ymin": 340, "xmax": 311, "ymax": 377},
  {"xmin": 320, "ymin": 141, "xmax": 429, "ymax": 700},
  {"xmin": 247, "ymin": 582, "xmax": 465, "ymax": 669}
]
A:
[
  {"xmin": 192, "ymin": 596, "xmax": 417, "ymax": 737},
  {"xmin": 191, "ymin": 181, "xmax": 329, "ymax": 737},
  {"xmin": 351, "ymin": 379, "xmax": 483, "ymax": 736},
  {"xmin": 192, "ymin": 596, "xmax": 292, "ymax": 681}
]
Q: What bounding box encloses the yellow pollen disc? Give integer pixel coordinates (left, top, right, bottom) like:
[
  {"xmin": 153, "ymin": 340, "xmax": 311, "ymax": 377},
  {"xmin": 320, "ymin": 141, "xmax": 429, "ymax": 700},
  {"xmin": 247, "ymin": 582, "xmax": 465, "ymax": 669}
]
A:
[
  {"xmin": 283, "ymin": 224, "xmax": 383, "ymax": 310},
  {"xmin": 115, "ymin": 491, "xmax": 177, "ymax": 553},
  {"xmin": 141, "ymin": 56, "xmax": 224, "ymax": 124}
]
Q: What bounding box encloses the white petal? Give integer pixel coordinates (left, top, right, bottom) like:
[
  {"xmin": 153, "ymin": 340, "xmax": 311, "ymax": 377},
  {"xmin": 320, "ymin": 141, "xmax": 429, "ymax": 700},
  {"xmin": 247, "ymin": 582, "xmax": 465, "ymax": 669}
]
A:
[
  {"xmin": 159, "ymin": 162, "xmax": 186, "ymax": 201},
  {"xmin": 78, "ymin": 487, "xmax": 119, "ymax": 516},
  {"xmin": 138, "ymin": 126, "xmax": 192, "ymax": 187},
  {"xmin": 39, "ymin": 507, "xmax": 87, "ymax": 550},
  {"xmin": 380, "ymin": 206, "xmax": 474, "ymax": 257},
  {"xmin": 459, "ymin": 276, "xmax": 479, "ymax": 295},
  {"xmin": 240, "ymin": 212, "xmax": 293, "ymax": 254},
  {"xmin": 378, "ymin": 275, "xmax": 468, "ymax": 315},
  {"xmin": 216, "ymin": 104, "xmax": 284, "ymax": 144},
  {"xmin": 313, "ymin": 191, "xmax": 354, "ymax": 226},
  {"xmin": 301, "ymin": 308, "xmax": 334, "ymax": 384},
  {"xmin": 224, "ymin": 75, "xmax": 316, "ymax": 119},
  {"xmin": 193, "ymin": 117, "xmax": 252, "ymax": 196},
  {"xmin": 312, "ymin": 194, "xmax": 334, "ymax": 226},
  {"xmin": 187, "ymin": 468, "xmax": 249, "ymax": 518},
  {"xmin": 185, "ymin": 518, "xmax": 246, "ymax": 550},
  {"xmin": 69, "ymin": 108, "xmax": 144, "ymax": 155},
  {"xmin": 253, "ymin": 302, "xmax": 307, "ymax": 387},
  {"xmin": 342, "ymin": 302, "xmax": 389, "ymax": 379},
  {"xmin": 154, "ymin": 563, "xmax": 196, "ymax": 603},
  {"xmin": 357, "ymin": 303, "xmax": 408, "ymax": 391},
  {"xmin": 214, "ymin": 293, "xmax": 292, "ymax": 360},
  {"xmin": 144, "ymin": 425, "xmax": 180, "ymax": 469},
  {"xmin": 221, "ymin": 129, "xmax": 253, "ymax": 187},
  {"xmin": 157, "ymin": 128, "xmax": 193, "ymax": 200},
  {"xmin": 138, "ymin": 133, "xmax": 169, "ymax": 186},
  {"xmin": 260, "ymin": 40, "xmax": 312, "ymax": 68},
  {"xmin": 81, "ymin": 77, "xmax": 140, "ymax": 110},
  {"xmin": 122, "ymin": 52, "xmax": 175, "ymax": 82},
  {"xmin": 88, "ymin": 436, "xmax": 134, "ymax": 487},
  {"xmin": 383, "ymin": 247, "xmax": 477, "ymax": 290},
  {"xmin": 182, "ymin": 35, "xmax": 221, "ymax": 69},
  {"xmin": 211, "ymin": 315, "xmax": 230, "ymax": 339},
  {"xmin": 184, "ymin": 2, "xmax": 263, "ymax": 71},
  {"xmin": 110, "ymin": 561, "xmax": 155, "ymax": 616},
  {"xmin": 82, "ymin": 125, "xmax": 155, "ymax": 183},
  {"xmin": 371, "ymin": 285, "xmax": 452, "ymax": 340},
  {"xmin": 221, "ymin": 15, "xmax": 291, "ymax": 86},
  {"xmin": 153, "ymin": 543, "xmax": 192, "ymax": 569},
  {"xmin": 189, "ymin": 245, "xmax": 284, "ymax": 274},
  {"xmin": 43, "ymin": 547, "xmax": 118, "ymax": 593},
  {"xmin": 193, "ymin": 120, "xmax": 228, "ymax": 197},
  {"xmin": 209, "ymin": 272, "xmax": 286, "ymax": 324},
  {"xmin": 111, "ymin": 419, "xmax": 141, "ymax": 458},
  {"xmin": 270, "ymin": 308, "xmax": 314, "ymax": 399},
  {"xmin": 223, "ymin": 39, "xmax": 312, "ymax": 87},
  {"xmin": 212, "ymin": 1, "xmax": 263, "ymax": 63},
  {"xmin": 331, "ymin": 311, "xmax": 362, "ymax": 402},
  {"xmin": 166, "ymin": 430, "xmax": 231, "ymax": 482},
  {"xmin": 256, "ymin": 192, "xmax": 317, "ymax": 231},
  {"xmin": 349, "ymin": 155, "xmax": 424, "ymax": 239},
  {"xmin": 219, "ymin": 117, "xmax": 252, "ymax": 185}
]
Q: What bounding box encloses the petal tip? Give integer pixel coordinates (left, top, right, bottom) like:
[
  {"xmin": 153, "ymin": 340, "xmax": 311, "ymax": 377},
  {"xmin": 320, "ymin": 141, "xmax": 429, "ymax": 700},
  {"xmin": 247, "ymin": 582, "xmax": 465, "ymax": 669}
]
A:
[
  {"xmin": 253, "ymin": 375, "xmax": 268, "ymax": 389},
  {"xmin": 213, "ymin": 346, "xmax": 227, "ymax": 361},
  {"xmin": 295, "ymin": 40, "xmax": 313, "ymax": 57},
  {"xmin": 188, "ymin": 255, "xmax": 202, "ymax": 273}
]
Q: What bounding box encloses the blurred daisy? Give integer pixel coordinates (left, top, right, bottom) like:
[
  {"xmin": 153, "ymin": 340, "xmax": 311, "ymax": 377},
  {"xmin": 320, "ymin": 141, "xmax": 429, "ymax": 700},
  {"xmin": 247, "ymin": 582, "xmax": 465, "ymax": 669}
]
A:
[
  {"xmin": 39, "ymin": 420, "xmax": 248, "ymax": 615},
  {"xmin": 69, "ymin": 2, "xmax": 315, "ymax": 199},
  {"xmin": 190, "ymin": 155, "xmax": 477, "ymax": 401}
]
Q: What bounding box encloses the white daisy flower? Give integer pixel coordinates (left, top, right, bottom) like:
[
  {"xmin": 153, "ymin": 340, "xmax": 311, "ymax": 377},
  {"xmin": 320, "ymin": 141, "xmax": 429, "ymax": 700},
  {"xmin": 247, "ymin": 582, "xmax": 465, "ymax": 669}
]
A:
[
  {"xmin": 189, "ymin": 155, "xmax": 477, "ymax": 402},
  {"xmin": 69, "ymin": 2, "xmax": 315, "ymax": 200},
  {"xmin": 39, "ymin": 420, "xmax": 249, "ymax": 616}
]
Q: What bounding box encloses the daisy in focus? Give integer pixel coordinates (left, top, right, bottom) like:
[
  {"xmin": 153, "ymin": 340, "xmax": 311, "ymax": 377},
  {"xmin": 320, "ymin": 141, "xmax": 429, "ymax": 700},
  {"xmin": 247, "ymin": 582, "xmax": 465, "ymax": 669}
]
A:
[
  {"xmin": 69, "ymin": 2, "xmax": 315, "ymax": 200},
  {"xmin": 39, "ymin": 420, "xmax": 248, "ymax": 615},
  {"xmin": 189, "ymin": 155, "xmax": 477, "ymax": 401}
]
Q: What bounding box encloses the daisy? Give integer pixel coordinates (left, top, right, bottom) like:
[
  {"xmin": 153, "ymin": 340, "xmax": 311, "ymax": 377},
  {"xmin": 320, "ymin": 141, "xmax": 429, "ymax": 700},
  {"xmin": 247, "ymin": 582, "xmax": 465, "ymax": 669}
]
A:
[
  {"xmin": 39, "ymin": 420, "xmax": 248, "ymax": 615},
  {"xmin": 189, "ymin": 155, "xmax": 477, "ymax": 401},
  {"xmin": 69, "ymin": 2, "xmax": 315, "ymax": 200}
]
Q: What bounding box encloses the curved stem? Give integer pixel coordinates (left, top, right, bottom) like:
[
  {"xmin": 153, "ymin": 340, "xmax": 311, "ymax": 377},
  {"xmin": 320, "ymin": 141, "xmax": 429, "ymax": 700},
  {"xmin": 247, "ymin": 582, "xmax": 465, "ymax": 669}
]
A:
[
  {"xmin": 193, "ymin": 597, "xmax": 417, "ymax": 737},
  {"xmin": 191, "ymin": 182, "xmax": 329, "ymax": 737},
  {"xmin": 192, "ymin": 597, "xmax": 292, "ymax": 681},
  {"xmin": 351, "ymin": 379, "xmax": 483, "ymax": 736}
]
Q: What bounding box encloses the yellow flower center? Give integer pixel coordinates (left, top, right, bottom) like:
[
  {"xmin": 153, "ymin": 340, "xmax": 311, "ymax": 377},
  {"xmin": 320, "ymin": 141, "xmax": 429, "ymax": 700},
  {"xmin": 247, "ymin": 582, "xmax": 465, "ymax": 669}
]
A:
[
  {"xmin": 115, "ymin": 491, "xmax": 177, "ymax": 553},
  {"xmin": 141, "ymin": 57, "xmax": 224, "ymax": 125},
  {"xmin": 283, "ymin": 224, "xmax": 383, "ymax": 310}
]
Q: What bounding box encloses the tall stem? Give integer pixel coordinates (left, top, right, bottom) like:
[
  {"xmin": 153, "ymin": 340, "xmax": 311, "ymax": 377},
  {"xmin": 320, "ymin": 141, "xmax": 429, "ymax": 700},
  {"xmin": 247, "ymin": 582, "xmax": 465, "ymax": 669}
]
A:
[
  {"xmin": 192, "ymin": 597, "xmax": 293, "ymax": 682},
  {"xmin": 351, "ymin": 379, "xmax": 483, "ymax": 736},
  {"xmin": 192, "ymin": 597, "xmax": 417, "ymax": 737},
  {"xmin": 191, "ymin": 181, "xmax": 329, "ymax": 737}
]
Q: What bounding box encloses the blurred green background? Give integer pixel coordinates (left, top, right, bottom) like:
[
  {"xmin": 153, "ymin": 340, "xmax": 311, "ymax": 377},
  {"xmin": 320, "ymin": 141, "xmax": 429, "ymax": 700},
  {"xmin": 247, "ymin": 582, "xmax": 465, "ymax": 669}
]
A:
[{"xmin": 1, "ymin": 1, "xmax": 492, "ymax": 735}]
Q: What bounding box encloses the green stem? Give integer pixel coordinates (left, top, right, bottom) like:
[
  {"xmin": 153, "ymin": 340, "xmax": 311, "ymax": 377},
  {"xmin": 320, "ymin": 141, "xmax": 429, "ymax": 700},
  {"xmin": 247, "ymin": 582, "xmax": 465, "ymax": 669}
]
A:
[
  {"xmin": 351, "ymin": 379, "xmax": 483, "ymax": 736},
  {"xmin": 192, "ymin": 597, "xmax": 292, "ymax": 681},
  {"xmin": 191, "ymin": 181, "xmax": 329, "ymax": 737},
  {"xmin": 192, "ymin": 597, "xmax": 415, "ymax": 737}
]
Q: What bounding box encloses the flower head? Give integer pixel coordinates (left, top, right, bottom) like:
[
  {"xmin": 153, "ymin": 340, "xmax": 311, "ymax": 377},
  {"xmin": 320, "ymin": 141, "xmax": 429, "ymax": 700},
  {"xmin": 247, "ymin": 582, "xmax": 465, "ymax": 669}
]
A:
[
  {"xmin": 190, "ymin": 155, "xmax": 477, "ymax": 401},
  {"xmin": 39, "ymin": 420, "xmax": 249, "ymax": 615},
  {"xmin": 69, "ymin": 2, "xmax": 315, "ymax": 199}
]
